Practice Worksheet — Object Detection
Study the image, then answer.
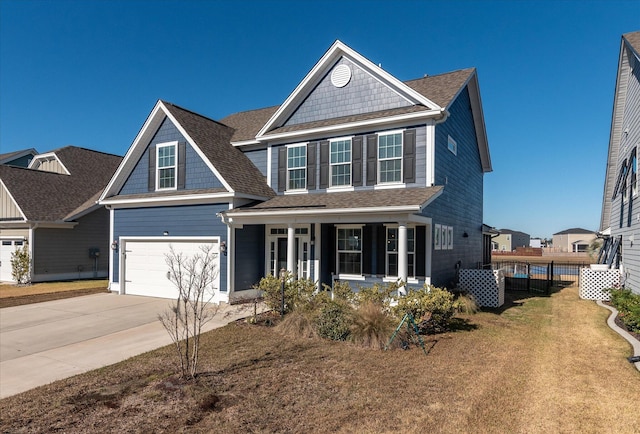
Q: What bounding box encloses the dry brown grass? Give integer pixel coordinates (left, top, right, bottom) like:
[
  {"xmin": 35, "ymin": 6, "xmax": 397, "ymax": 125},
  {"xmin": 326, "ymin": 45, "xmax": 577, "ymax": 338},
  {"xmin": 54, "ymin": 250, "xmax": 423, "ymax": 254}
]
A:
[
  {"xmin": 1, "ymin": 286, "xmax": 638, "ymax": 433},
  {"xmin": 0, "ymin": 280, "xmax": 108, "ymax": 307}
]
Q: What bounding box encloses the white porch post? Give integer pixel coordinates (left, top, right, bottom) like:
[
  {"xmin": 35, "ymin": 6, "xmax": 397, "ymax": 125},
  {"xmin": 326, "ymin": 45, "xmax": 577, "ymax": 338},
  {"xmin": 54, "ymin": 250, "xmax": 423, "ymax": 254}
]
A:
[
  {"xmin": 287, "ymin": 224, "xmax": 296, "ymax": 277},
  {"xmin": 398, "ymin": 222, "xmax": 408, "ymax": 295}
]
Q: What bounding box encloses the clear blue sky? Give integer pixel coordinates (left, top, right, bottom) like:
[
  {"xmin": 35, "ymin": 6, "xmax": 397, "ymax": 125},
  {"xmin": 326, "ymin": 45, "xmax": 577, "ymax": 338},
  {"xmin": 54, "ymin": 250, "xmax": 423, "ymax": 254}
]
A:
[{"xmin": 1, "ymin": 0, "xmax": 638, "ymax": 239}]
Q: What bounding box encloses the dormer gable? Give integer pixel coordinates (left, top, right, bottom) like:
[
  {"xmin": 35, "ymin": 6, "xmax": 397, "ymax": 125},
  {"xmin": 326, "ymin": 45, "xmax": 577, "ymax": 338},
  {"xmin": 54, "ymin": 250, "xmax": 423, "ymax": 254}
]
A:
[
  {"xmin": 256, "ymin": 40, "xmax": 444, "ymax": 140},
  {"xmin": 28, "ymin": 152, "xmax": 70, "ymax": 175}
]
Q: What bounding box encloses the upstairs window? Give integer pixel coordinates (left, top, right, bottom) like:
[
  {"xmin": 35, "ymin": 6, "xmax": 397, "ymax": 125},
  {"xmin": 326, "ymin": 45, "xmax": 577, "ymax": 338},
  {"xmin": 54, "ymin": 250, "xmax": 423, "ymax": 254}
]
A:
[
  {"xmin": 448, "ymin": 135, "xmax": 457, "ymax": 155},
  {"xmin": 157, "ymin": 142, "xmax": 177, "ymax": 190},
  {"xmin": 287, "ymin": 145, "xmax": 307, "ymax": 190},
  {"xmin": 378, "ymin": 132, "xmax": 403, "ymax": 183},
  {"xmin": 330, "ymin": 138, "xmax": 351, "ymax": 187}
]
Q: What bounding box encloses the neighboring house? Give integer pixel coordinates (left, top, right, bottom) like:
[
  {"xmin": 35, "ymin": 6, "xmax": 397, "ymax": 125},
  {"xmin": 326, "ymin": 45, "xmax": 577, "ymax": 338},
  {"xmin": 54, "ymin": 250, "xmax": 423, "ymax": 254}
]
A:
[
  {"xmin": 0, "ymin": 148, "xmax": 38, "ymax": 167},
  {"xmin": 600, "ymin": 31, "xmax": 640, "ymax": 294},
  {"xmin": 552, "ymin": 228, "xmax": 597, "ymax": 253},
  {"xmin": 530, "ymin": 238, "xmax": 543, "ymax": 248},
  {"xmin": 493, "ymin": 229, "xmax": 530, "ymax": 252},
  {"xmin": 0, "ymin": 146, "xmax": 122, "ymax": 282},
  {"xmin": 100, "ymin": 40, "xmax": 492, "ymax": 302}
]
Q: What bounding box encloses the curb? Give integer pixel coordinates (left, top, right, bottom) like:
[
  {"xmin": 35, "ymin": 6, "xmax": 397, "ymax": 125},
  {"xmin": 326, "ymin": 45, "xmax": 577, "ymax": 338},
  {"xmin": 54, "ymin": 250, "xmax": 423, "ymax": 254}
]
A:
[{"xmin": 596, "ymin": 300, "xmax": 640, "ymax": 372}]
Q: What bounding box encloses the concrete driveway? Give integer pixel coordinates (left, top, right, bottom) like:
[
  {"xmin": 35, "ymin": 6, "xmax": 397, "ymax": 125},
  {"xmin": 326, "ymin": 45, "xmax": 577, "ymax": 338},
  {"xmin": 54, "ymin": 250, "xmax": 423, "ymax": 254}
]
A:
[{"xmin": 0, "ymin": 293, "xmax": 250, "ymax": 399}]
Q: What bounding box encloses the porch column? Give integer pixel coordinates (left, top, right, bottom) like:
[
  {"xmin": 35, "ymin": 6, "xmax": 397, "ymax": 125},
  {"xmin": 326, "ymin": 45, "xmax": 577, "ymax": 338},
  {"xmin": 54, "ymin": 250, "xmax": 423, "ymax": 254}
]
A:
[
  {"xmin": 287, "ymin": 224, "xmax": 296, "ymax": 277},
  {"xmin": 398, "ymin": 222, "xmax": 408, "ymax": 296}
]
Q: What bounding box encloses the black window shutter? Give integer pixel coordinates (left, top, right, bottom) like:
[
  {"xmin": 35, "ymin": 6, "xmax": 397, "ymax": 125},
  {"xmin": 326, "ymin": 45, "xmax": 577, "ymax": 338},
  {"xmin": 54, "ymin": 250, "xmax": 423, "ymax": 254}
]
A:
[
  {"xmin": 362, "ymin": 224, "xmax": 372, "ymax": 275},
  {"xmin": 177, "ymin": 141, "xmax": 186, "ymax": 190},
  {"xmin": 352, "ymin": 136, "xmax": 363, "ymax": 186},
  {"xmin": 376, "ymin": 224, "xmax": 386, "ymax": 275},
  {"xmin": 416, "ymin": 225, "xmax": 426, "ymax": 277},
  {"xmin": 366, "ymin": 134, "xmax": 377, "ymax": 186},
  {"xmin": 148, "ymin": 145, "xmax": 156, "ymax": 192},
  {"xmin": 278, "ymin": 147, "xmax": 287, "ymax": 192},
  {"xmin": 307, "ymin": 142, "xmax": 317, "ymax": 190},
  {"xmin": 403, "ymin": 129, "xmax": 416, "ymax": 184},
  {"xmin": 319, "ymin": 141, "xmax": 329, "ymax": 189}
]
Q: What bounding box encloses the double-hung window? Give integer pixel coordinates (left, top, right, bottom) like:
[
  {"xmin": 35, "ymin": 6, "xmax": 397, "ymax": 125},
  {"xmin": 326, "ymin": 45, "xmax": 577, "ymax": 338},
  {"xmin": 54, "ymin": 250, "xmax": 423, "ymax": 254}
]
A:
[
  {"xmin": 287, "ymin": 145, "xmax": 306, "ymax": 190},
  {"xmin": 337, "ymin": 227, "xmax": 362, "ymax": 275},
  {"xmin": 330, "ymin": 138, "xmax": 351, "ymax": 187},
  {"xmin": 378, "ymin": 132, "xmax": 402, "ymax": 183},
  {"xmin": 157, "ymin": 142, "xmax": 177, "ymax": 190},
  {"xmin": 386, "ymin": 227, "xmax": 415, "ymax": 277}
]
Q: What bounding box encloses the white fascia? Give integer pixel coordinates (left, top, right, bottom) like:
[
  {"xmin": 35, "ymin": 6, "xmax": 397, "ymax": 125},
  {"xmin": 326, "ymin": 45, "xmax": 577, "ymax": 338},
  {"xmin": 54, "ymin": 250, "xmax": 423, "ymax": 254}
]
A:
[
  {"xmin": 257, "ymin": 110, "xmax": 444, "ymax": 144},
  {"xmin": 257, "ymin": 40, "xmax": 442, "ymax": 139},
  {"xmin": 100, "ymin": 192, "xmax": 267, "ymax": 208},
  {"xmin": 0, "ymin": 179, "xmax": 27, "ymax": 221},
  {"xmin": 159, "ymin": 101, "xmax": 235, "ymax": 193},
  {"xmin": 28, "ymin": 152, "xmax": 71, "ymax": 175}
]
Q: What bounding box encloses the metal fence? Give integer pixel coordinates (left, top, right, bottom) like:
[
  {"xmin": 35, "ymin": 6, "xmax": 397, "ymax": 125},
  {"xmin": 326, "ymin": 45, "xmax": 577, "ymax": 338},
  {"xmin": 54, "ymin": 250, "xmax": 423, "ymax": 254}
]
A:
[{"xmin": 490, "ymin": 261, "xmax": 587, "ymax": 294}]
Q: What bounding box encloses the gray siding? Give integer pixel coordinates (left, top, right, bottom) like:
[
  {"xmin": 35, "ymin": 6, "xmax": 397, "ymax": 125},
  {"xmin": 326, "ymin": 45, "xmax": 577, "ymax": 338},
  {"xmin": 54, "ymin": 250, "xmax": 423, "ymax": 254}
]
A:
[
  {"xmin": 119, "ymin": 117, "xmax": 223, "ymax": 195},
  {"xmin": 244, "ymin": 148, "xmax": 268, "ymax": 177},
  {"xmin": 424, "ymin": 86, "xmax": 484, "ymax": 287},
  {"xmin": 611, "ymin": 52, "xmax": 640, "ymax": 294},
  {"xmin": 33, "ymin": 207, "xmax": 110, "ymax": 279},
  {"xmin": 5, "ymin": 154, "xmax": 33, "ymax": 167},
  {"xmin": 234, "ymin": 225, "xmax": 265, "ymax": 291},
  {"xmin": 285, "ymin": 57, "xmax": 411, "ymax": 126},
  {"xmin": 112, "ymin": 204, "xmax": 229, "ymax": 290}
]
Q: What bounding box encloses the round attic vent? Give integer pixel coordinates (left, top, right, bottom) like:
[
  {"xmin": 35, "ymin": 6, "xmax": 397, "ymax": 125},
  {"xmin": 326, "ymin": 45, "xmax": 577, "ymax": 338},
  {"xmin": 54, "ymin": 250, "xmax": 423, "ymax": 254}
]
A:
[{"xmin": 331, "ymin": 64, "xmax": 351, "ymax": 88}]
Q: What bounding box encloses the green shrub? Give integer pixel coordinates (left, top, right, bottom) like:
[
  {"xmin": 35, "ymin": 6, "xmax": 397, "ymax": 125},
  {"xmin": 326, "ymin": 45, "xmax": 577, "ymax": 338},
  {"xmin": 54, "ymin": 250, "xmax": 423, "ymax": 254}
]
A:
[
  {"xmin": 353, "ymin": 281, "xmax": 398, "ymax": 310},
  {"xmin": 314, "ymin": 300, "xmax": 353, "ymax": 341},
  {"xmin": 10, "ymin": 244, "xmax": 31, "ymax": 285},
  {"xmin": 393, "ymin": 285, "xmax": 455, "ymax": 334},
  {"xmin": 255, "ymin": 273, "xmax": 317, "ymax": 314},
  {"xmin": 350, "ymin": 302, "xmax": 394, "ymax": 349},
  {"xmin": 607, "ymin": 288, "xmax": 640, "ymax": 334}
]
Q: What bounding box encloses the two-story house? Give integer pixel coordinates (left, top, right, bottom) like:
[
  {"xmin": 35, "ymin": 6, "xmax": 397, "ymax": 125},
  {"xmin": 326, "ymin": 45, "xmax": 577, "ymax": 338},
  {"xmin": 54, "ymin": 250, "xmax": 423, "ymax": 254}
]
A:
[
  {"xmin": 600, "ymin": 31, "xmax": 640, "ymax": 294},
  {"xmin": 100, "ymin": 41, "xmax": 491, "ymax": 302}
]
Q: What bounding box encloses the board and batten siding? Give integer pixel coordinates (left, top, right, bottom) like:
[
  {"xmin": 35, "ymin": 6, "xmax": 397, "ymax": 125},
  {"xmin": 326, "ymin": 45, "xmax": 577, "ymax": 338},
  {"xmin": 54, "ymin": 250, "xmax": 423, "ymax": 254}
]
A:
[
  {"xmin": 0, "ymin": 185, "xmax": 23, "ymax": 220},
  {"xmin": 118, "ymin": 117, "xmax": 224, "ymax": 195},
  {"xmin": 611, "ymin": 51, "xmax": 640, "ymax": 295},
  {"xmin": 285, "ymin": 57, "xmax": 412, "ymax": 126},
  {"xmin": 112, "ymin": 204, "xmax": 229, "ymax": 291},
  {"xmin": 425, "ymin": 86, "xmax": 484, "ymax": 287},
  {"xmin": 33, "ymin": 208, "xmax": 110, "ymax": 281}
]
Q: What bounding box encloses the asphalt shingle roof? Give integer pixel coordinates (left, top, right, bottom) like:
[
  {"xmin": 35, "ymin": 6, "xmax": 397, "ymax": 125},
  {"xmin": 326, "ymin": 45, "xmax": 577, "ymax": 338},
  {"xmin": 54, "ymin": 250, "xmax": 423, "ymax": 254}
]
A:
[
  {"xmin": 624, "ymin": 31, "xmax": 640, "ymax": 54},
  {"xmin": 0, "ymin": 146, "xmax": 121, "ymax": 221},
  {"xmin": 227, "ymin": 186, "xmax": 443, "ymax": 215},
  {"xmin": 162, "ymin": 102, "xmax": 275, "ymax": 199}
]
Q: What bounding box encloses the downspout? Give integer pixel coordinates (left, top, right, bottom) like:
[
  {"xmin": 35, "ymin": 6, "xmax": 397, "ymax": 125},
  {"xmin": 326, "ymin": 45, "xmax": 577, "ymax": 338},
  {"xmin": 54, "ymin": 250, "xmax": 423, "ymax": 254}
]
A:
[{"xmin": 28, "ymin": 223, "xmax": 39, "ymax": 282}]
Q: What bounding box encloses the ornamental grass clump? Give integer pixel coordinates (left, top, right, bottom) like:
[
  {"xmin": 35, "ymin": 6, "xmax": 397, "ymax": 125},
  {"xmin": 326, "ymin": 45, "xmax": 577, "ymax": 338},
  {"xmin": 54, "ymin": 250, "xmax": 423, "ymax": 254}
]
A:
[{"xmin": 349, "ymin": 301, "xmax": 394, "ymax": 349}]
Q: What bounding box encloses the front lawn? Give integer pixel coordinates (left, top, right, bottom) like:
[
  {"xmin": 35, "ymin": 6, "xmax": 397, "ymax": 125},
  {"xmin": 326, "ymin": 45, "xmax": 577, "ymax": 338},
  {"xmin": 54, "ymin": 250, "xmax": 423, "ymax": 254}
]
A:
[
  {"xmin": 1, "ymin": 286, "xmax": 638, "ymax": 433},
  {"xmin": 0, "ymin": 280, "xmax": 108, "ymax": 307}
]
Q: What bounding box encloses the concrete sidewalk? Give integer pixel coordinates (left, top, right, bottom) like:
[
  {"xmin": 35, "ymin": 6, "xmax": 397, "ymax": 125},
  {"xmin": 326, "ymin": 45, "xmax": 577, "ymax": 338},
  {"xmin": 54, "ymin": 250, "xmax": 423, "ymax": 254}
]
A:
[{"xmin": 0, "ymin": 293, "xmax": 252, "ymax": 399}]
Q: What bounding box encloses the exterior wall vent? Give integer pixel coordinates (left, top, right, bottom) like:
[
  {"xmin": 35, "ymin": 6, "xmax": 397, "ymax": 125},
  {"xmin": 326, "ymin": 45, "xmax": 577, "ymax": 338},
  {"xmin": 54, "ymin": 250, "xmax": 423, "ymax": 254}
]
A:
[{"xmin": 331, "ymin": 64, "xmax": 351, "ymax": 88}]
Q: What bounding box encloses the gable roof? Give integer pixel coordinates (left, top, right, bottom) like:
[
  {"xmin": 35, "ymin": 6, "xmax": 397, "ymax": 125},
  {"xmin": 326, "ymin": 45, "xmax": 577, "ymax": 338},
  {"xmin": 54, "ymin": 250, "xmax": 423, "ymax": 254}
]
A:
[
  {"xmin": 0, "ymin": 148, "xmax": 38, "ymax": 166},
  {"xmin": 601, "ymin": 31, "xmax": 640, "ymax": 231},
  {"xmin": 553, "ymin": 228, "xmax": 595, "ymax": 236},
  {"xmin": 101, "ymin": 100, "xmax": 274, "ymax": 203},
  {"xmin": 0, "ymin": 146, "xmax": 121, "ymax": 222}
]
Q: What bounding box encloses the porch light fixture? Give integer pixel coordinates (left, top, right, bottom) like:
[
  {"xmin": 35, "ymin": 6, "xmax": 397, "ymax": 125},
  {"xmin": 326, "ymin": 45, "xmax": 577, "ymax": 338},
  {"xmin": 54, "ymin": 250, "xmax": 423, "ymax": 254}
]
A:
[
  {"xmin": 463, "ymin": 232, "xmax": 469, "ymax": 238},
  {"xmin": 220, "ymin": 241, "xmax": 227, "ymax": 255},
  {"xmin": 110, "ymin": 240, "xmax": 118, "ymax": 250}
]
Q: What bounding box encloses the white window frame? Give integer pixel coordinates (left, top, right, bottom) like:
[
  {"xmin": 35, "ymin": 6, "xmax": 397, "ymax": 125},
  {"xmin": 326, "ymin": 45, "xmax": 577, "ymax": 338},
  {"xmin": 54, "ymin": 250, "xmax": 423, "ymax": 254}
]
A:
[
  {"xmin": 447, "ymin": 226, "xmax": 454, "ymax": 250},
  {"xmin": 329, "ymin": 136, "xmax": 352, "ymax": 188},
  {"xmin": 632, "ymin": 149, "xmax": 638, "ymax": 198},
  {"xmin": 377, "ymin": 130, "xmax": 403, "ymax": 184},
  {"xmin": 287, "ymin": 144, "xmax": 307, "ymax": 191},
  {"xmin": 448, "ymin": 135, "xmax": 457, "ymax": 155},
  {"xmin": 385, "ymin": 226, "xmax": 416, "ymax": 281},
  {"xmin": 156, "ymin": 141, "xmax": 178, "ymax": 191},
  {"xmin": 335, "ymin": 225, "xmax": 364, "ymax": 279},
  {"xmin": 434, "ymin": 224, "xmax": 442, "ymax": 250}
]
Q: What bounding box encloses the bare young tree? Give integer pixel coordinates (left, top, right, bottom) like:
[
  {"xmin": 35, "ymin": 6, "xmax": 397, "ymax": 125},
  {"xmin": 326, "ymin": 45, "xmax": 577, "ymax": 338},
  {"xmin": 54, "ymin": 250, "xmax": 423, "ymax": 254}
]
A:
[{"xmin": 158, "ymin": 244, "xmax": 220, "ymax": 379}]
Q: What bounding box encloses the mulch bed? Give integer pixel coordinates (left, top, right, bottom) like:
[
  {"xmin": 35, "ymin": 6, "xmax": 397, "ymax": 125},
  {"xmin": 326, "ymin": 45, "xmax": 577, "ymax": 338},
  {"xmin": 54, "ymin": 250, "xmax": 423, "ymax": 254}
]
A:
[
  {"xmin": 613, "ymin": 314, "xmax": 640, "ymax": 343},
  {"xmin": 0, "ymin": 287, "xmax": 109, "ymax": 308}
]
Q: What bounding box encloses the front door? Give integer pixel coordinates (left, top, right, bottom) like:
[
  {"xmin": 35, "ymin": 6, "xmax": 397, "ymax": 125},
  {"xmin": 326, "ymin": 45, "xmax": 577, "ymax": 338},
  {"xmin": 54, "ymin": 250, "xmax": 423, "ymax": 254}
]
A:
[{"xmin": 268, "ymin": 227, "xmax": 310, "ymax": 279}]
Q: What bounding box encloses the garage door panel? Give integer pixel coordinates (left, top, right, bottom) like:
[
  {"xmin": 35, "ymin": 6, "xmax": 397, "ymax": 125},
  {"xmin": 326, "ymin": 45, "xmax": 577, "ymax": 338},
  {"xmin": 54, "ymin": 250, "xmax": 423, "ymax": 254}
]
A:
[{"xmin": 123, "ymin": 240, "xmax": 219, "ymax": 299}]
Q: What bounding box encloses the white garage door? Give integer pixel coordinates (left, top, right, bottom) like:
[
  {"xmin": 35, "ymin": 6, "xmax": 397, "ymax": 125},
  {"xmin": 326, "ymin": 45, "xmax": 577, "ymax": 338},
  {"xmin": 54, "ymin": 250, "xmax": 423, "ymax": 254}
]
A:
[
  {"xmin": 122, "ymin": 238, "xmax": 220, "ymax": 299},
  {"xmin": 0, "ymin": 239, "xmax": 25, "ymax": 282}
]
